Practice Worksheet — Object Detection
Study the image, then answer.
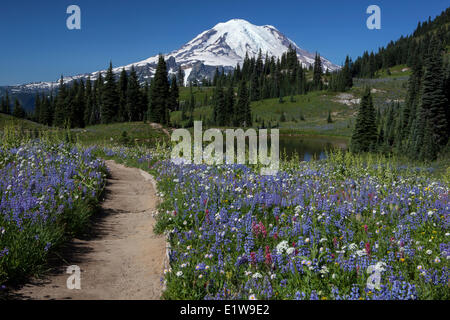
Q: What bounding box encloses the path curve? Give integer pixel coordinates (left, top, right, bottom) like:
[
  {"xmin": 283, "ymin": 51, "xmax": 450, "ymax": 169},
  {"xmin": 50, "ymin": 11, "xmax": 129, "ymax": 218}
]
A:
[{"xmin": 13, "ymin": 160, "xmax": 166, "ymax": 300}]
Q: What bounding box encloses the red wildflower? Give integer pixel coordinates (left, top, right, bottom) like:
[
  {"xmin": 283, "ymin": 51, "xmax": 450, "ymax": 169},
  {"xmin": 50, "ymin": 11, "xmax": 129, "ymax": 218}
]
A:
[
  {"xmin": 265, "ymin": 246, "xmax": 272, "ymax": 265},
  {"xmin": 250, "ymin": 252, "xmax": 257, "ymax": 265},
  {"xmin": 365, "ymin": 242, "xmax": 371, "ymax": 256}
]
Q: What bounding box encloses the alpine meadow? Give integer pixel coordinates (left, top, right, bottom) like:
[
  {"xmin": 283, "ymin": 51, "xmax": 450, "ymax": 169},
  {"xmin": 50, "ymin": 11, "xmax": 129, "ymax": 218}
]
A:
[{"xmin": 0, "ymin": 1, "xmax": 449, "ymax": 306}]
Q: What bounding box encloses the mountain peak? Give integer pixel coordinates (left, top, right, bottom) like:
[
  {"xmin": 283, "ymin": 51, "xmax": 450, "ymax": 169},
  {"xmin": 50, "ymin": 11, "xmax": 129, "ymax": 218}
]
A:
[
  {"xmin": 164, "ymin": 19, "xmax": 339, "ymax": 83},
  {"xmin": 213, "ymin": 19, "xmax": 279, "ymax": 32}
]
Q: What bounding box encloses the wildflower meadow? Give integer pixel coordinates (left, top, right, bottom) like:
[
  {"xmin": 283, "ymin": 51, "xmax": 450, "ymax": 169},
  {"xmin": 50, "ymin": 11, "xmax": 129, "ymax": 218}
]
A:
[{"xmin": 99, "ymin": 146, "xmax": 449, "ymax": 300}]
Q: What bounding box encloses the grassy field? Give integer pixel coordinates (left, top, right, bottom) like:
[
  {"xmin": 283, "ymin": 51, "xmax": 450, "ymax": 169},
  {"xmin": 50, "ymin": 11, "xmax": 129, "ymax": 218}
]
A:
[
  {"xmin": 179, "ymin": 86, "xmax": 215, "ymax": 106},
  {"xmin": 373, "ymin": 64, "xmax": 412, "ymax": 79},
  {"xmin": 73, "ymin": 122, "xmax": 169, "ymax": 147},
  {"xmin": 0, "ymin": 113, "xmax": 44, "ymax": 131}
]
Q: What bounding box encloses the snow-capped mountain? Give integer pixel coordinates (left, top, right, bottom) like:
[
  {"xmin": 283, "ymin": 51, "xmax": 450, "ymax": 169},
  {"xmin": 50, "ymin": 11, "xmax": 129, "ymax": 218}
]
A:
[{"xmin": 1, "ymin": 19, "xmax": 340, "ymax": 109}]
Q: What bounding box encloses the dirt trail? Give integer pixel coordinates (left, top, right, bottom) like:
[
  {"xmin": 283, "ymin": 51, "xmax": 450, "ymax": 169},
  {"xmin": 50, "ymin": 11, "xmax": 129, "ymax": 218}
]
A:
[{"xmin": 13, "ymin": 160, "xmax": 166, "ymax": 300}]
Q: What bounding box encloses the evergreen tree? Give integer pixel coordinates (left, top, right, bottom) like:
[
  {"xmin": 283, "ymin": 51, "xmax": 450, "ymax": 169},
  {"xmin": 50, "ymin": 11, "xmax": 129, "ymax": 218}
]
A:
[
  {"xmin": 90, "ymin": 72, "xmax": 103, "ymax": 125},
  {"xmin": 75, "ymin": 80, "xmax": 86, "ymax": 127},
  {"xmin": 313, "ymin": 53, "xmax": 323, "ymax": 90},
  {"xmin": 225, "ymin": 84, "xmax": 235, "ymax": 125},
  {"xmin": 1, "ymin": 92, "xmax": 11, "ymax": 114},
  {"xmin": 142, "ymin": 81, "xmax": 149, "ymax": 122},
  {"xmin": 66, "ymin": 80, "xmax": 78, "ymax": 128},
  {"xmin": 402, "ymin": 55, "xmax": 423, "ymax": 142},
  {"xmin": 214, "ymin": 84, "xmax": 226, "ymax": 126},
  {"xmin": 168, "ymin": 75, "xmax": 179, "ymax": 111},
  {"xmin": 327, "ymin": 110, "xmax": 333, "ymax": 123},
  {"xmin": 411, "ymin": 36, "xmax": 449, "ymax": 160},
  {"xmin": 351, "ymin": 87, "xmax": 378, "ymax": 152},
  {"xmin": 149, "ymin": 55, "xmax": 170, "ymax": 124},
  {"xmin": 177, "ymin": 67, "xmax": 185, "ymax": 87},
  {"xmin": 235, "ymin": 81, "xmax": 251, "ymax": 127},
  {"xmin": 250, "ymin": 72, "xmax": 260, "ymax": 101},
  {"xmin": 117, "ymin": 68, "xmax": 128, "ymax": 122},
  {"xmin": 0, "ymin": 96, "xmax": 5, "ymax": 114},
  {"xmin": 40, "ymin": 94, "xmax": 53, "ymax": 126},
  {"xmin": 34, "ymin": 93, "xmax": 41, "ymax": 122},
  {"xmin": 101, "ymin": 62, "xmax": 119, "ymax": 123},
  {"xmin": 12, "ymin": 98, "xmax": 26, "ymax": 119},
  {"xmin": 126, "ymin": 66, "xmax": 141, "ymax": 121},
  {"xmin": 84, "ymin": 77, "xmax": 93, "ymax": 126},
  {"xmin": 53, "ymin": 76, "xmax": 68, "ymax": 127}
]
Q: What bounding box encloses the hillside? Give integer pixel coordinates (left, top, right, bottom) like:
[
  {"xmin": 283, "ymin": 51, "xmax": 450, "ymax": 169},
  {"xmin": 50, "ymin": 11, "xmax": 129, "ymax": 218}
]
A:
[
  {"xmin": 171, "ymin": 72, "xmax": 409, "ymax": 138},
  {"xmin": 0, "ymin": 113, "xmax": 44, "ymax": 131},
  {"xmin": 352, "ymin": 7, "xmax": 450, "ymax": 78}
]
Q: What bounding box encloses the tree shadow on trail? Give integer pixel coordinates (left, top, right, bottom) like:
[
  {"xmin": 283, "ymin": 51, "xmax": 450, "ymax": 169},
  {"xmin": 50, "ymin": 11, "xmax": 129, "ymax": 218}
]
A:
[{"xmin": 2, "ymin": 179, "xmax": 127, "ymax": 300}]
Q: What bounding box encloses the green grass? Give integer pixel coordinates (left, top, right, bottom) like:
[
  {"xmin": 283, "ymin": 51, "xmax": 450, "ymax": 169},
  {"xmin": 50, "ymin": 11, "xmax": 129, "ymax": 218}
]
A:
[
  {"xmin": 73, "ymin": 122, "xmax": 169, "ymax": 147},
  {"xmin": 374, "ymin": 64, "xmax": 412, "ymax": 79},
  {"xmin": 178, "ymin": 86, "xmax": 215, "ymax": 105},
  {"xmin": 0, "ymin": 113, "xmax": 44, "ymax": 132},
  {"xmin": 353, "ymin": 76, "xmax": 409, "ymax": 110},
  {"xmin": 250, "ymin": 91, "xmax": 355, "ymax": 137},
  {"xmin": 171, "ymin": 68, "xmax": 410, "ymax": 138}
]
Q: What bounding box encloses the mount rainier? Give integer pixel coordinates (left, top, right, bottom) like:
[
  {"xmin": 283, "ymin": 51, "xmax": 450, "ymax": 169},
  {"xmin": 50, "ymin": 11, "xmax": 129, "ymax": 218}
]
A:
[{"xmin": 1, "ymin": 19, "xmax": 340, "ymax": 109}]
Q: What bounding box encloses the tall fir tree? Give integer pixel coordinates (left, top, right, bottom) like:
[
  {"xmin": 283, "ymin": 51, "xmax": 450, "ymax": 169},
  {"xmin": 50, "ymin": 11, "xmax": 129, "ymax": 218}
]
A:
[
  {"xmin": 101, "ymin": 62, "xmax": 119, "ymax": 123},
  {"xmin": 351, "ymin": 87, "xmax": 378, "ymax": 152},
  {"xmin": 177, "ymin": 67, "xmax": 185, "ymax": 88},
  {"xmin": 214, "ymin": 83, "xmax": 226, "ymax": 126},
  {"xmin": 117, "ymin": 68, "xmax": 128, "ymax": 122},
  {"xmin": 74, "ymin": 80, "xmax": 86, "ymax": 128},
  {"xmin": 0, "ymin": 96, "xmax": 5, "ymax": 114},
  {"xmin": 149, "ymin": 55, "xmax": 170, "ymax": 124},
  {"xmin": 225, "ymin": 83, "xmax": 235, "ymax": 125},
  {"xmin": 235, "ymin": 80, "xmax": 251, "ymax": 127},
  {"xmin": 84, "ymin": 77, "xmax": 93, "ymax": 126},
  {"xmin": 12, "ymin": 98, "xmax": 26, "ymax": 119},
  {"xmin": 411, "ymin": 36, "xmax": 449, "ymax": 160},
  {"xmin": 126, "ymin": 66, "xmax": 141, "ymax": 121},
  {"xmin": 168, "ymin": 75, "xmax": 179, "ymax": 111},
  {"xmin": 1, "ymin": 92, "xmax": 11, "ymax": 114},
  {"xmin": 40, "ymin": 94, "xmax": 53, "ymax": 126},
  {"xmin": 53, "ymin": 76, "xmax": 68, "ymax": 127},
  {"xmin": 34, "ymin": 93, "xmax": 41, "ymax": 122},
  {"xmin": 313, "ymin": 53, "xmax": 323, "ymax": 90}
]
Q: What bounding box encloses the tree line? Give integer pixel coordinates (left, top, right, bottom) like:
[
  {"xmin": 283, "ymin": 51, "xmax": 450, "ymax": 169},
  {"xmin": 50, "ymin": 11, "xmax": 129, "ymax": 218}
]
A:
[
  {"xmin": 7, "ymin": 55, "xmax": 178, "ymax": 128},
  {"xmin": 0, "ymin": 92, "xmax": 27, "ymax": 119},
  {"xmin": 203, "ymin": 46, "xmax": 353, "ymax": 127}
]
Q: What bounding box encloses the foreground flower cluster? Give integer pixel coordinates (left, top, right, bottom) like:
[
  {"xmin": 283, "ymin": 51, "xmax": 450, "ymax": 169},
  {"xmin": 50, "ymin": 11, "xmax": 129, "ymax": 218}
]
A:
[
  {"xmin": 0, "ymin": 142, "xmax": 106, "ymax": 285},
  {"xmin": 101, "ymin": 147, "xmax": 450, "ymax": 300}
]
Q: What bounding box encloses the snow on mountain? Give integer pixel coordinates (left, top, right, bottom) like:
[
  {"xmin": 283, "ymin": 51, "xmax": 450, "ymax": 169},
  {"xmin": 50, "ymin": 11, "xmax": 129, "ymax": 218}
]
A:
[
  {"xmin": 169, "ymin": 19, "xmax": 338, "ymax": 71},
  {"xmin": 3, "ymin": 19, "xmax": 340, "ymax": 101}
]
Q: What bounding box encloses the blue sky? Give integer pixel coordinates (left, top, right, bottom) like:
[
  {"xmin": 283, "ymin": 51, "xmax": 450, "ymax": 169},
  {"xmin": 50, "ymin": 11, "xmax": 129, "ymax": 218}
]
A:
[{"xmin": 0, "ymin": 0, "xmax": 448, "ymax": 86}]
